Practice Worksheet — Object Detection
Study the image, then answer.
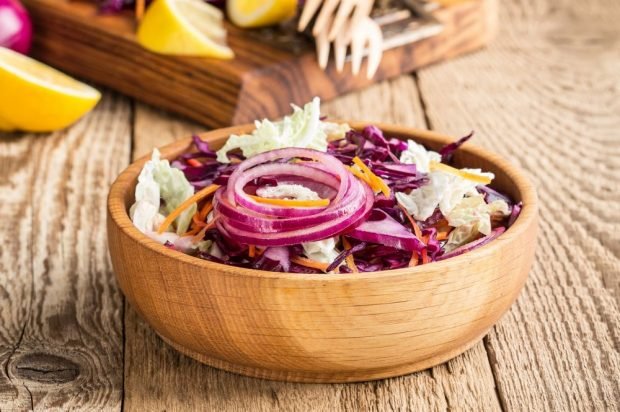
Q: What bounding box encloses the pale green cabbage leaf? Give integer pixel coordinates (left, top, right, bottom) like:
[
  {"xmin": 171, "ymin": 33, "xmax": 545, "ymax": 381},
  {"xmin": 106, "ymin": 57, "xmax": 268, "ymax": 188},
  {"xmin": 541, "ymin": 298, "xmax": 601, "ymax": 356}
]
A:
[
  {"xmin": 216, "ymin": 97, "xmax": 335, "ymax": 163},
  {"xmin": 130, "ymin": 149, "xmax": 196, "ymax": 236}
]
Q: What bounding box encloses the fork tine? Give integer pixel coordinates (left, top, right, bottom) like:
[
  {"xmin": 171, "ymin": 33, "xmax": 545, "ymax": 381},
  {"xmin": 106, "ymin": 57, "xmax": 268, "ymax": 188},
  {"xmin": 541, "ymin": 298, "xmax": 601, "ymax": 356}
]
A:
[
  {"xmin": 350, "ymin": 22, "xmax": 365, "ymax": 75},
  {"xmin": 327, "ymin": 0, "xmax": 356, "ymax": 41},
  {"xmin": 298, "ymin": 0, "xmax": 322, "ymax": 31},
  {"xmin": 334, "ymin": 29, "xmax": 348, "ymax": 72},
  {"xmin": 366, "ymin": 19, "xmax": 383, "ymax": 78},
  {"xmin": 312, "ymin": 0, "xmax": 340, "ymax": 37},
  {"xmin": 316, "ymin": 30, "xmax": 331, "ymax": 70}
]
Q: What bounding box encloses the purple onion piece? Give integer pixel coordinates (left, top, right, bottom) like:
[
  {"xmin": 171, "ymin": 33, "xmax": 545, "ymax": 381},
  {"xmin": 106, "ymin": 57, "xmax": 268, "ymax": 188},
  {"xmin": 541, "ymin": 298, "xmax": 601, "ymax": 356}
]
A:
[{"xmin": 347, "ymin": 209, "xmax": 425, "ymax": 252}]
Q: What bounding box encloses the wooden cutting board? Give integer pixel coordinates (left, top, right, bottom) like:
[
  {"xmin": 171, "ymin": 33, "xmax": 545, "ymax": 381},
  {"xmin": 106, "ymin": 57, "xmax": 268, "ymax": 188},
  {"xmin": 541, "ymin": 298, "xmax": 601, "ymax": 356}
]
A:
[{"xmin": 24, "ymin": 0, "xmax": 497, "ymax": 128}]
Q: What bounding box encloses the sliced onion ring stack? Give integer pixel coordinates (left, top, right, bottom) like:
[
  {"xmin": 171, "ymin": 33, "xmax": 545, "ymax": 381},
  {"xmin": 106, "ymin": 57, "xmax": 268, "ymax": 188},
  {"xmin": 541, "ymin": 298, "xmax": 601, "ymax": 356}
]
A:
[{"xmin": 214, "ymin": 148, "xmax": 374, "ymax": 246}]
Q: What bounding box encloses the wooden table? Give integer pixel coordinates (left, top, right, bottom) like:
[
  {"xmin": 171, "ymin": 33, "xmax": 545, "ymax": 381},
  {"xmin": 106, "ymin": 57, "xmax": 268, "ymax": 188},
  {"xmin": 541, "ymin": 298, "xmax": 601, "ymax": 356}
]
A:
[{"xmin": 1, "ymin": 0, "xmax": 618, "ymax": 410}]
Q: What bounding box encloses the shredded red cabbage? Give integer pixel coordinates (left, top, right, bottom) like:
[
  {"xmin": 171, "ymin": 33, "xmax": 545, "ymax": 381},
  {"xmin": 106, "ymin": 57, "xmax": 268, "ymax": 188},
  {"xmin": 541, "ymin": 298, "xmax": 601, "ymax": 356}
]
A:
[
  {"xmin": 165, "ymin": 125, "xmax": 521, "ymax": 273},
  {"xmin": 439, "ymin": 131, "xmax": 473, "ymax": 164}
]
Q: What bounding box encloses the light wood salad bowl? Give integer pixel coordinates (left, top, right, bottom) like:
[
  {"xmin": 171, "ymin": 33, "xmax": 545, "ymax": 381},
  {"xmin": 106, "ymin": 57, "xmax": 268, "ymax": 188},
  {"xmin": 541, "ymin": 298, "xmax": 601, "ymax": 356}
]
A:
[{"xmin": 107, "ymin": 123, "xmax": 538, "ymax": 383}]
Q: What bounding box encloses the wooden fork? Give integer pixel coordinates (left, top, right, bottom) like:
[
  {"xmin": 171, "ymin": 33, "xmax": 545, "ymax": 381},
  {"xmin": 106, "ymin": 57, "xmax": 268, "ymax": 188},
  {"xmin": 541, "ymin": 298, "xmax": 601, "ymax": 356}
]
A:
[{"xmin": 299, "ymin": 0, "xmax": 383, "ymax": 78}]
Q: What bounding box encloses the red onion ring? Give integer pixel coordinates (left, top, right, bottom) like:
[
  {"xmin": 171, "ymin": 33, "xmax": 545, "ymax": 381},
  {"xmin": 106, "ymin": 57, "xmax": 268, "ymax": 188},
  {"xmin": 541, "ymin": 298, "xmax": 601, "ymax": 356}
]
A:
[{"xmin": 214, "ymin": 148, "xmax": 373, "ymax": 246}]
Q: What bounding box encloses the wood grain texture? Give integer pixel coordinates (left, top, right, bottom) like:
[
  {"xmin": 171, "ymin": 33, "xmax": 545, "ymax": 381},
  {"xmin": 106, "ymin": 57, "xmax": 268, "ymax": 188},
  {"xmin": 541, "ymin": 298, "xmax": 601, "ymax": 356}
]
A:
[
  {"xmin": 24, "ymin": 0, "xmax": 496, "ymax": 129},
  {"xmin": 415, "ymin": 0, "xmax": 620, "ymax": 409},
  {"xmin": 122, "ymin": 80, "xmax": 512, "ymax": 409},
  {"xmin": 0, "ymin": 93, "xmax": 131, "ymax": 410}
]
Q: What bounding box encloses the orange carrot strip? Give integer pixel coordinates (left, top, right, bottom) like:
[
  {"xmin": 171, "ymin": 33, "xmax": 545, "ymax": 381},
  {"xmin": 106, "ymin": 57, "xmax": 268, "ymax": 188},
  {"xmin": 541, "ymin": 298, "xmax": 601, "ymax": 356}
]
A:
[
  {"xmin": 248, "ymin": 195, "xmax": 329, "ymax": 207},
  {"xmin": 398, "ymin": 204, "xmax": 423, "ymax": 240},
  {"xmin": 182, "ymin": 226, "xmax": 202, "ymax": 237},
  {"xmin": 248, "ymin": 245, "xmax": 256, "ymax": 258},
  {"xmin": 157, "ymin": 184, "xmax": 220, "ymax": 234},
  {"xmin": 352, "ymin": 156, "xmax": 391, "ymax": 197},
  {"xmin": 192, "ymin": 213, "xmax": 207, "ymax": 228},
  {"xmin": 347, "ymin": 165, "xmax": 372, "ymax": 185},
  {"xmin": 436, "ymin": 231, "xmax": 450, "ymax": 241},
  {"xmin": 409, "ymin": 251, "xmax": 419, "ymax": 267},
  {"xmin": 398, "ymin": 204, "xmax": 427, "ymax": 266},
  {"xmin": 421, "ymin": 249, "xmax": 430, "ymax": 264},
  {"xmin": 290, "ymin": 256, "xmax": 330, "ymax": 272},
  {"xmin": 421, "ymin": 234, "xmax": 430, "ymax": 264},
  {"xmin": 198, "ymin": 201, "xmax": 214, "ymax": 221},
  {"xmin": 187, "ymin": 158, "xmax": 202, "ymax": 167},
  {"xmin": 341, "ymin": 237, "xmax": 358, "ymax": 273}
]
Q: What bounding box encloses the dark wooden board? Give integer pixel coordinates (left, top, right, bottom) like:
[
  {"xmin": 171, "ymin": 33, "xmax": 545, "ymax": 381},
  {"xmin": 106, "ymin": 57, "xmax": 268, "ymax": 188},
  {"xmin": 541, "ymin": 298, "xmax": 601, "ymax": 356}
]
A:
[{"xmin": 24, "ymin": 0, "xmax": 496, "ymax": 128}]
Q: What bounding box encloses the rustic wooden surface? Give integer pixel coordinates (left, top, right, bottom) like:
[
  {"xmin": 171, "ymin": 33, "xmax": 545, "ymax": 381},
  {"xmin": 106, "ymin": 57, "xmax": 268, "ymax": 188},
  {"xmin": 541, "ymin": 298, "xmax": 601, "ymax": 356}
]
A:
[
  {"xmin": 1, "ymin": 0, "xmax": 619, "ymax": 409},
  {"xmin": 24, "ymin": 0, "xmax": 495, "ymax": 129}
]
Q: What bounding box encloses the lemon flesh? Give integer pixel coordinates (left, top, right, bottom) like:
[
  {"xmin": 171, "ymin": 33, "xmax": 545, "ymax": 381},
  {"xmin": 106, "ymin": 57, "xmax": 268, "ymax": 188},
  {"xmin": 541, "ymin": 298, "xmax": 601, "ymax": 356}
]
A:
[
  {"xmin": 137, "ymin": 0, "xmax": 234, "ymax": 58},
  {"xmin": 0, "ymin": 47, "xmax": 101, "ymax": 132},
  {"xmin": 227, "ymin": 0, "xmax": 297, "ymax": 28}
]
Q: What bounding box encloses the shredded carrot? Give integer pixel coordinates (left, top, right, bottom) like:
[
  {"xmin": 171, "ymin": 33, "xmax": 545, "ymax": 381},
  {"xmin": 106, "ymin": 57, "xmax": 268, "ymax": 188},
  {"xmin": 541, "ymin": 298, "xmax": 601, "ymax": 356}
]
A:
[
  {"xmin": 182, "ymin": 226, "xmax": 202, "ymax": 237},
  {"xmin": 187, "ymin": 158, "xmax": 202, "ymax": 167},
  {"xmin": 157, "ymin": 184, "xmax": 220, "ymax": 234},
  {"xmin": 198, "ymin": 201, "xmax": 214, "ymax": 221},
  {"xmin": 398, "ymin": 204, "xmax": 423, "ymax": 240},
  {"xmin": 420, "ymin": 234, "xmax": 431, "ymax": 264},
  {"xmin": 432, "ymin": 218, "xmax": 450, "ymax": 228},
  {"xmin": 202, "ymin": 218, "xmax": 217, "ymax": 232},
  {"xmin": 291, "ymin": 256, "xmax": 330, "ymax": 272},
  {"xmin": 429, "ymin": 161, "xmax": 492, "ymax": 185},
  {"xmin": 248, "ymin": 195, "xmax": 329, "ymax": 207},
  {"xmin": 409, "ymin": 251, "xmax": 419, "ymax": 267},
  {"xmin": 192, "ymin": 213, "xmax": 207, "ymax": 228},
  {"xmin": 341, "ymin": 237, "xmax": 358, "ymax": 273},
  {"xmin": 185, "ymin": 200, "xmax": 213, "ymax": 236},
  {"xmin": 352, "ymin": 157, "xmax": 391, "ymax": 197},
  {"xmin": 421, "ymin": 248, "xmax": 430, "ymax": 264},
  {"xmin": 436, "ymin": 231, "xmax": 450, "ymax": 241},
  {"xmin": 398, "ymin": 204, "xmax": 427, "ymax": 266},
  {"xmin": 431, "ymin": 219, "xmax": 451, "ymax": 241},
  {"xmin": 248, "ymin": 245, "xmax": 256, "ymax": 258},
  {"xmin": 347, "ymin": 165, "xmax": 372, "ymax": 185}
]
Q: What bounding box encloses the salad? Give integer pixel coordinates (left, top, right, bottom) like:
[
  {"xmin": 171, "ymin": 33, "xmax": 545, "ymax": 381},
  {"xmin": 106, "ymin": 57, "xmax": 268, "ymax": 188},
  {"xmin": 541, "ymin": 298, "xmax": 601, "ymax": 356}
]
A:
[{"xmin": 130, "ymin": 98, "xmax": 521, "ymax": 274}]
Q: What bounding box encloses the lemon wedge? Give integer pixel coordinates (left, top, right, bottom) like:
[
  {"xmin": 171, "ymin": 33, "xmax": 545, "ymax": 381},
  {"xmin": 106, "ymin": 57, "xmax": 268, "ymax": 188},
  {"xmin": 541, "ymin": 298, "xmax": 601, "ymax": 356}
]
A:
[
  {"xmin": 137, "ymin": 0, "xmax": 234, "ymax": 59},
  {"xmin": 0, "ymin": 47, "xmax": 101, "ymax": 132},
  {"xmin": 227, "ymin": 0, "xmax": 297, "ymax": 28}
]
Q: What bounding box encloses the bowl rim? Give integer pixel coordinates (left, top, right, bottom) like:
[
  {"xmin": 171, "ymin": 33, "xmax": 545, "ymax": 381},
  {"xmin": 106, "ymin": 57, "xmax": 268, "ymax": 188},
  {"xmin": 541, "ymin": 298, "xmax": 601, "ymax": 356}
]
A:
[{"xmin": 108, "ymin": 122, "xmax": 538, "ymax": 281}]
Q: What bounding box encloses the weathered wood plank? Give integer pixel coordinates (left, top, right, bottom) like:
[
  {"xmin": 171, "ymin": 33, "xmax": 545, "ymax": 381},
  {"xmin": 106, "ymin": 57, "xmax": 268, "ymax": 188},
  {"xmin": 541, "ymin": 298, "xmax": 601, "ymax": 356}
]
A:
[
  {"xmin": 0, "ymin": 93, "xmax": 131, "ymax": 410},
  {"xmin": 415, "ymin": 0, "xmax": 620, "ymax": 409},
  {"xmin": 123, "ymin": 78, "xmax": 503, "ymax": 411}
]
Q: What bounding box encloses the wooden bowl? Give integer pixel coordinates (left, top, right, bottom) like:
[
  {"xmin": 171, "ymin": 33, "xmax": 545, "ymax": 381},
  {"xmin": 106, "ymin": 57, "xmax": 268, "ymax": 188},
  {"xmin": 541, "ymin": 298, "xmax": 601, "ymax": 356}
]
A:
[{"xmin": 107, "ymin": 123, "xmax": 538, "ymax": 383}]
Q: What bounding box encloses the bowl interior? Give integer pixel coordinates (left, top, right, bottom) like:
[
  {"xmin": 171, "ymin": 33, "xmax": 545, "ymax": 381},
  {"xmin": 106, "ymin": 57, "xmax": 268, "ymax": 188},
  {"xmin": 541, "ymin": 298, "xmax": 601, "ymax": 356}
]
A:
[{"xmin": 109, "ymin": 122, "xmax": 536, "ymax": 279}]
